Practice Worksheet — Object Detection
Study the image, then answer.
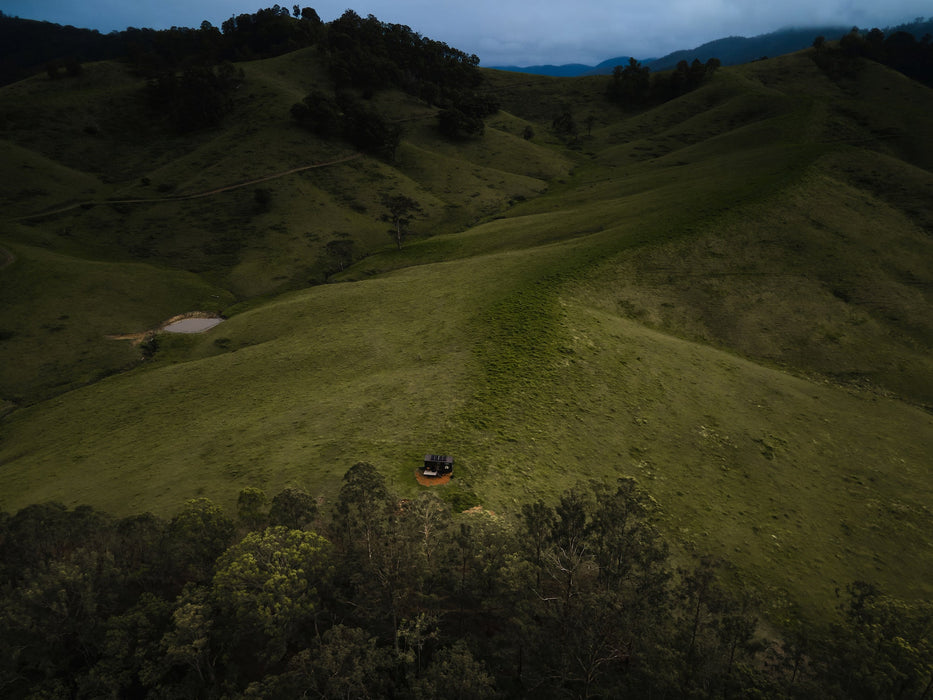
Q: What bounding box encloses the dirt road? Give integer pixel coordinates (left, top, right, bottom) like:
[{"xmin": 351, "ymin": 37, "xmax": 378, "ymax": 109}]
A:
[{"xmin": 8, "ymin": 152, "xmax": 362, "ymax": 223}]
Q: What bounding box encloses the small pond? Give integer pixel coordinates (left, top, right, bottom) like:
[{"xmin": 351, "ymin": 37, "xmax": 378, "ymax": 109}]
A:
[{"xmin": 163, "ymin": 317, "xmax": 224, "ymax": 333}]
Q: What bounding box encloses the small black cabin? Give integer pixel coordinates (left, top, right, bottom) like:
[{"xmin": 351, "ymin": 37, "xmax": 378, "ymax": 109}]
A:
[{"xmin": 423, "ymin": 454, "xmax": 453, "ymax": 477}]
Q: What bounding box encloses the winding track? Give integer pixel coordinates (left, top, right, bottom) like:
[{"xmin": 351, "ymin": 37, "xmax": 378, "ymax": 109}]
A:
[{"xmin": 8, "ymin": 152, "xmax": 362, "ymax": 223}]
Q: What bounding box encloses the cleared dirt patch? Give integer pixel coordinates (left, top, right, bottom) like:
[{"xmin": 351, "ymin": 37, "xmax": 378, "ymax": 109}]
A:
[{"xmin": 415, "ymin": 469, "xmax": 452, "ymax": 486}]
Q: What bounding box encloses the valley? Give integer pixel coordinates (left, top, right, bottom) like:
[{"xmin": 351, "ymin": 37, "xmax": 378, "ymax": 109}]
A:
[{"xmin": 1, "ymin": 33, "xmax": 932, "ymax": 635}]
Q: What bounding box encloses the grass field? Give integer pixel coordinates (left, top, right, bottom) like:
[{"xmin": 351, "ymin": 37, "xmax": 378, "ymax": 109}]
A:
[{"xmin": 1, "ymin": 47, "xmax": 931, "ymax": 624}]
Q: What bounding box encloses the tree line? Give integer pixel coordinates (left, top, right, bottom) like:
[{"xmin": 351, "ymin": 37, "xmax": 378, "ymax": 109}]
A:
[
  {"xmin": 1, "ymin": 6, "xmax": 494, "ymax": 139},
  {"xmin": 289, "ymin": 10, "xmax": 497, "ymax": 153},
  {"xmin": 606, "ymin": 56, "xmax": 722, "ymax": 107},
  {"xmin": 1, "ymin": 463, "xmax": 930, "ymax": 698},
  {"xmin": 812, "ymin": 26, "xmax": 933, "ymax": 85}
]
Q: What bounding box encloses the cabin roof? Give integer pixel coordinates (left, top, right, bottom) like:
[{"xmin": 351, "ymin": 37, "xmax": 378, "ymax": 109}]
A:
[{"xmin": 424, "ymin": 454, "xmax": 453, "ymax": 464}]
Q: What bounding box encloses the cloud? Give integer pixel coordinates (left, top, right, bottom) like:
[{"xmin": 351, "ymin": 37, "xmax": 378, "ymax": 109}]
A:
[{"xmin": 3, "ymin": 0, "xmax": 930, "ymax": 66}]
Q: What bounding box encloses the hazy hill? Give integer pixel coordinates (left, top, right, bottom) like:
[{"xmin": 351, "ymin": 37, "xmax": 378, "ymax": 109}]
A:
[
  {"xmin": 494, "ymin": 21, "xmax": 933, "ymax": 76},
  {"xmin": 643, "ymin": 25, "xmax": 851, "ymax": 71},
  {"xmin": 0, "ymin": 19, "xmax": 932, "ymax": 638},
  {"xmin": 485, "ymin": 62, "xmax": 597, "ymax": 77},
  {"xmin": 492, "ymin": 27, "xmax": 851, "ymax": 76}
]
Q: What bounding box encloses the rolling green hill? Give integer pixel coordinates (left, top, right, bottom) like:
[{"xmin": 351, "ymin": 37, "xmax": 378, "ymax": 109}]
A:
[{"xmin": 1, "ymin": 43, "xmax": 931, "ymax": 627}]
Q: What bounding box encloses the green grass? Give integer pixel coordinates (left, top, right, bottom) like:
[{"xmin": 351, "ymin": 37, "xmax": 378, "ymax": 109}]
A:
[
  {"xmin": 1, "ymin": 49, "xmax": 931, "ymax": 627},
  {"xmin": 0, "ymin": 236, "xmax": 235, "ymax": 404}
]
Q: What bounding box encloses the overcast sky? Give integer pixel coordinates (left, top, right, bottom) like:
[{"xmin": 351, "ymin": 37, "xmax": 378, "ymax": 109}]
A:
[{"xmin": 1, "ymin": 0, "xmax": 930, "ymax": 66}]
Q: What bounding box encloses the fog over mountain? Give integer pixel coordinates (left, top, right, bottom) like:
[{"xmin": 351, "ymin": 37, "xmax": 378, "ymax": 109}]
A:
[{"xmin": 2, "ymin": 0, "xmax": 930, "ymax": 66}]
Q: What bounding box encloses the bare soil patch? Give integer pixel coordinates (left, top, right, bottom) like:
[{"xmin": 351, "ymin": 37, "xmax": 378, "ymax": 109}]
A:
[{"xmin": 415, "ymin": 469, "xmax": 452, "ymax": 486}]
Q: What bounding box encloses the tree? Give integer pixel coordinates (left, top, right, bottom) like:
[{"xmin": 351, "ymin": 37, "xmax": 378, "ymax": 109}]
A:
[
  {"xmin": 437, "ymin": 107, "xmax": 485, "ymax": 140},
  {"xmin": 145, "ymin": 63, "xmax": 243, "ymax": 133},
  {"xmin": 520, "ymin": 499, "xmax": 555, "ymax": 590},
  {"xmin": 157, "ymin": 585, "xmax": 218, "ymax": 692},
  {"xmin": 325, "ymin": 238, "xmax": 356, "ymax": 273},
  {"xmin": 381, "ymin": 194, "xmax": 423, "ymax": 249},
  {"xmin": 212, "ymin": 526, "xmax": 332, "ymax": 665},
  {"xmin": 164, "ymin": 498, "xmax": 235, "ymax": 585},
  {"xmin": 412, "ymin": 640, "xmax": 497, "ymax": 699},
  {"xmin": 608, "ymin": 57, "xmax": 651, "ymax": 103},
  {"xmin": 236, "ymin": 486, "xmax": 269, "ymax": 531},
  {"xmin": 339, "ymin": 98, "xmax": 402, "ymax": 159},
  {"xmin": 809, "ymin": 582, "xmax": 933, "ymax": 699},
  {"xmin": 290, "ymin": 88, "xmax": 341, "ymax": 136},
  {"xmin": 551, "ymin": 109, "xmax": 578, "ymax": 139},
  {"xmin": 243, "ymin": 625, "xmax": 393, "ymax": 697},
  {"xmin": 268, "ymin": 487, "xmax": 318, "ymax": 530}
]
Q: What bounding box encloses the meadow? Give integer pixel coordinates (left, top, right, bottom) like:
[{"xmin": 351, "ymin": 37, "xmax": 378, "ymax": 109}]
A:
[{"xmin": 1, "ymin": 42, "xmax": 931, "ymax": 627}]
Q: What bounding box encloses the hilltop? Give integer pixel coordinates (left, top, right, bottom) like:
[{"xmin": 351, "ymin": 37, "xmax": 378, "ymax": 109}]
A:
[{"xmin": 0, "ymin": 12, "xmax": 932, "ymax": 643}]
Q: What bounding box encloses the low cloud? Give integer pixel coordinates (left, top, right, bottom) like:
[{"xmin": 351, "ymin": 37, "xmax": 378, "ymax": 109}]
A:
[{"xmin": 4, "ymin": 0, "xmax": 930, "ymax": 66}]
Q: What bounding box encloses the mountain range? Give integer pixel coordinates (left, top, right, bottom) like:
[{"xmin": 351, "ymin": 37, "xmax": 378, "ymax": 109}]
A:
[{"xmin": 491, "ymin": 22, "xmax": 931, "ymax": 75}]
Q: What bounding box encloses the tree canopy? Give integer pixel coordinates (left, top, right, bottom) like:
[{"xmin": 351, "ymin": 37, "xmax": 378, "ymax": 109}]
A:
[{"xmin": 1, "ymin": 474, "xmax": 930, "ymax": 698}]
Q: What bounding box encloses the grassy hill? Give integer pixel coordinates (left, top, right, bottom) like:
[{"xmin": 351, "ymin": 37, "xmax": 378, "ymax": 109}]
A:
[{"xmin": 1, "ymin": 45, "xmax": 931, "ymax": 625}]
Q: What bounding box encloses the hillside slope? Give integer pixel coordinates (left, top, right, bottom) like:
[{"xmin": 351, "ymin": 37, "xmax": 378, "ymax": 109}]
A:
[{"xmin": 1, "ymin": 48, "xmax": 931, "ymax": 622}]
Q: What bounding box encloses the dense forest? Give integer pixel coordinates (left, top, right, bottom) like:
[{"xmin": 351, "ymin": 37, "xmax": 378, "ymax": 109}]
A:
[
  {"xmin": 1, "ymin": 464, "xmax": 930, "ymax": 698},
  {"xmin": 0, "ymin": 6, "xmax": 480, "ymax": 87}
]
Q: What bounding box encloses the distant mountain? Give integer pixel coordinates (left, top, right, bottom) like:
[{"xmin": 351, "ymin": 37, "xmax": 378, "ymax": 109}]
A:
[
  {"xmin": 644, "ymin": 25, "xmax": 851, "ymax": 71},
  {"xmin": 491, "ymin": 25, "xmax": 854, "ymax": 76},
  {"xmin": 488, "ymin": 63, "xmax": 596, "ymax": 77}
]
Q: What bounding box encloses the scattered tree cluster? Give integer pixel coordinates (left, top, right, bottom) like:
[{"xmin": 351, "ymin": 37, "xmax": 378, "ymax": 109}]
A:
[
  {"xmin": 436, "ymin": 93, "xmax": 500, "ymax": 140},
  {"xmin": 126, "ymin": 5, "xmax": 323, "ymax": 75},
  {"xmin": 288, "ymin": 10, "xmax": 496, "ymax": 153},
  {"xmin": 145, "ymin": 63, "xmax": 244, "ymax": 133},
  {"xmin": 323, "ymin": 10, "xmax": 482, "ymax": 102},
  {"xmin": 1, "ymin": 465, "xmax": 930, "ymax": 698},
  {"xmin": 290, "ymin": 89, "xmax": 402, "ymax": 159},
  {"xmin": 606, "ymin": 56, "xmax": 721, "ymax": 107},
  {"xmin": 813, "ymin": 26, "xmax": 933, "ymax": 85}
]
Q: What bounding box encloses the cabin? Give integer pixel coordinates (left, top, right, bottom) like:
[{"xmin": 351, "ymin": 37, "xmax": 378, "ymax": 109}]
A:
[{"xmin": 422, "ymin": 454, "xmax": 453, "ymax": 477}]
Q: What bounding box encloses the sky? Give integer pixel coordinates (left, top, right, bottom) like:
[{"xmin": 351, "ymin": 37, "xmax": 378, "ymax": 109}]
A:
[{"xmin": 1, "ymin": 0, "xmax": 930, "ymax": 66}]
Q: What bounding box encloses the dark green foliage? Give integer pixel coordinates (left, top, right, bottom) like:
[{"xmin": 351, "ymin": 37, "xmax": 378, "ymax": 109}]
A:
[
  {"xmin": 236, "ymin": 486, "xmax": 268, "ymax": 531},
  {"xmin": 0, "ymin": 14, "xmax": 123, "ymax": 85},
  {"xmin": 437, "ymin": 92, "xmax": 499, "ymax": 140},
  {"xmin": 381, "ymin": 194, "xmax": 423, "ymax": 249},
  {"xmin": 607, "ymin": 55, "xmax": 721, "ymax": 107},
  {"xmin": 145, "ymin": 63, "xmax": 243, "ymax": 133},
  {"xmin": 339, "ymin": 98, "xmax": 402, "ymax": 159},
  {"xmin": 551, "ymin": 109, "xmax": 578, "ymax": 139},
  {"xmin": 268, "ymin": 487, "xmax": 318, "ymax": 529},
  {"xmin": 324, "ymin": 237, "xmax": 356, "ymax": 273},
  {"xmin": 324, "ymin": 9, "xmax": 482, "ymax": 100},
  {"xmin": 290, "ymin": 90, "xmax": 401, "ymax": 157},
  {"xmin": 220, "ymin": 5, "xmax": 321, "ymax": 61},
  {"xmin": 0, "ymin": 474, "xmax": 929, "ymax": 697},
  {"xmin": 163, "ymin": 497, "xmax": 235, "ymax": 585},
  {"xmin": 289, "ymin": 88, "xmax": 342, "ymax": 136},
  {"xmin": 803, "ymin": 582, "xmax": 933, "ymax": 699},
  {"xmin": 813, "ymin": 26, "xmax": 933, "ymax": 86},
  {"xmin": 438, "ymin": 107, "xmax": 485, "ymax": 140},
  {"xmin": 607, "ymin": 57, "xmax": 651, "ymax": 103}
]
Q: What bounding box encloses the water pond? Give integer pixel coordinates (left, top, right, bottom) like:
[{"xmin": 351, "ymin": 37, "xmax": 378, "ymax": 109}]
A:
[{"xmin": 163, "ymin": 317, "xmax": 224, "ymax": 333}]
